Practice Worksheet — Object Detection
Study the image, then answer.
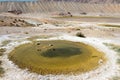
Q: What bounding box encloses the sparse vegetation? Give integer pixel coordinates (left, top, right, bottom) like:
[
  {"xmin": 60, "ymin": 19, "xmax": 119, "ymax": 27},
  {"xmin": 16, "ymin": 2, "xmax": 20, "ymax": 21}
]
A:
[
  {"xmin": 112, "ymin": 76, "xmax": 120, "ymax": 80},
  {"xmin": 53, "ymin": 16, "xmax": 118, "ymax": 19},
  {"xmin": 0, "ymin": 20, "xmax": 4, "ymax": 22},
  {"xmin": 80, "ymin": 12, "xmax": 87, "ymax": 15},
  {"xmin": 0, "ymin": 17, "xmax": 35, "ymax": 27},
  {"xmin": 104, "ymin": 43, "xmax": 120, "ymax": 53},
  {"xmin": 0, "ymin": 48, "xmax": 6, "ymax": 53},
  {"xmin": 1, "ymin": 40, "xmax": 11, "ymax": 47},
  {"xmin": 10, "ymin": 23, "xmax": 14, "ymax": 26},
  {"xmin": 0, "ymin": 67, "xmax": 4, "ymax": 76},
  {"xmin": 0, "ymin": 61, "xmax": 2, "ymax": 65},
  {"xmin": 27, "ymin": 35, "xmax": 52, "ymax": 41},
  {"xmin": 104, "ymin": 43, "xmax": 120, "ymax": 80},
  {"xmin": 24, "ymin": 32, "xmax": 29, "ymax": 34},
  {"xmin": 37, "ymin": 42, "xmax": 41, "ymax": 45},
  {"xmin": 76, "ymin": 28, "xmax": 81, "ymax": 30},
  {"xmin": 76, "ymin": 32, "xmax": 86, "ymax": 38},
  {"xmin": 0, "ymin": 48, "xmax": 6, "ymax": 56},
  {"xmin": 44, "ymin": 22, "xmax": 47, "ymax": 24},
  {"xmin": 0, "ymin": 52, "xmax": 3, "ymax": 56},
  {"xmin": 15, "ymin": 24, "xmax": 20, "ymax": 27}
]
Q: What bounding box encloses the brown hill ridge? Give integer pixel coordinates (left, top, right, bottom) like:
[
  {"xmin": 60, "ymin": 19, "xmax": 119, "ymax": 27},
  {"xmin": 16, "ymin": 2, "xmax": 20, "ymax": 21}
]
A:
[{"xmin": 43, "ymin": 0, "xmax": 120, "ymax": 4}]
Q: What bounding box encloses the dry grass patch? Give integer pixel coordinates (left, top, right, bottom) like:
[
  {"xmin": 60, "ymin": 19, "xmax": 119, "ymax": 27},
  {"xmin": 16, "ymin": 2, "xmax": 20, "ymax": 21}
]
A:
[
  {"xmin": 0, "ymin": 48, "xmax": 6, "ymax": 56},
  {"xmin": 0, "ymin": 67, "xmax": 4, "ymax": 76}
]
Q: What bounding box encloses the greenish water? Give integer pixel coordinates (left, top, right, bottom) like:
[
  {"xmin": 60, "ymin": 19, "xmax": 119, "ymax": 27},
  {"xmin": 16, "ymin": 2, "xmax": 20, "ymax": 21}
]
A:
[{"xmin": 41, "ymin": 47, "xmax": 81, "ymax": 58}]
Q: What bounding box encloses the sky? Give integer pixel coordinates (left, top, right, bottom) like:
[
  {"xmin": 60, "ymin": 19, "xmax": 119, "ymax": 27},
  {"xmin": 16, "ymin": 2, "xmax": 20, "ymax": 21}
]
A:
[{"xmin": 0, "ymin": 0, "xmax": 37, "ymax": 1}]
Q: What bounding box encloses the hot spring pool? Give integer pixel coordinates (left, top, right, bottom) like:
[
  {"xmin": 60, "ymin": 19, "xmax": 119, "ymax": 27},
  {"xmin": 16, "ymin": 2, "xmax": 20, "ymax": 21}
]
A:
[{"xmin": 9, "ymin": 40, "xmax": 106, "ymax": 75}]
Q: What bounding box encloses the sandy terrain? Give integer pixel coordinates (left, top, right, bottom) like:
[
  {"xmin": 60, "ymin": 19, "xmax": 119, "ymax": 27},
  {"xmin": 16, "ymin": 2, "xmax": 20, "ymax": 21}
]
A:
[
  {"xmin": 53, "ymin": 17, "xmax": 120, "ymax": 23},
  {"xmin": 0, "ymin": 14, "xmax": 120, "ymax": 80}
]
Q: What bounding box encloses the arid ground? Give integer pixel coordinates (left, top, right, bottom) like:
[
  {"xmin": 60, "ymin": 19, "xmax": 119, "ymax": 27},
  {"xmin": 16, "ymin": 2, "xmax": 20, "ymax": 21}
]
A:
[{"xmin": 0, "ymin": 13, "xmax": 120, "ymax": 80}]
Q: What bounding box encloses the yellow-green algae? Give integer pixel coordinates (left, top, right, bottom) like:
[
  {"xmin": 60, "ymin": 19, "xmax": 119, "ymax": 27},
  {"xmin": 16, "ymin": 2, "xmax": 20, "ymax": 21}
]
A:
[{"xmin": 9, "ymin": 40, "xmax": 106, "ymax": 75}]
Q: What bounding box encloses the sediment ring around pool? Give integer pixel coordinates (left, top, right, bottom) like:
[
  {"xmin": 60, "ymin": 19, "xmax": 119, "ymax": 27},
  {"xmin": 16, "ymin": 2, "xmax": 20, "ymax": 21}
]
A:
[{"xmin": 9, "ymin": 40, "xmax": 105, "ymax": 75}]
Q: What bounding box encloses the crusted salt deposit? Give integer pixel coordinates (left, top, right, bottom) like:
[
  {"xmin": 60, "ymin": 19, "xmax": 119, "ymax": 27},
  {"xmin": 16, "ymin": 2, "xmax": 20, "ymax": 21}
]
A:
[{"xmin": 0, "ymin": 34, "xmax": 119, "ymax": 80}]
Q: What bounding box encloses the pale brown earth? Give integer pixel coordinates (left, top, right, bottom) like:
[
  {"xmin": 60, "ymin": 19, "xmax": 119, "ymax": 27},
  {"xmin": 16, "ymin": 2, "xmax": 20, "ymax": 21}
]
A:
[
  {"xmin": 53, "ymin": 17, "xmax": 120, "ymax": 23},
  {"xmin": 0, "ymin": 14, "xmax": 120, "ymax": 40},
  {"xmin": 0, "ymin": 16, "xmax": 35, "ymax": 27}
]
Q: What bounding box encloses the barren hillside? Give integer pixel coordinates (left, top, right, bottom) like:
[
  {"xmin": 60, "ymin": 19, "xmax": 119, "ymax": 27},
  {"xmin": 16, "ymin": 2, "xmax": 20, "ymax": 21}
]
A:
[
  {"xmin": 44, "ymin": 0, "xmax": 120, "ymax": 3},
  {"xmin": 0, "ymin": 0, "xmax": 120, "ymax": 15}
]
